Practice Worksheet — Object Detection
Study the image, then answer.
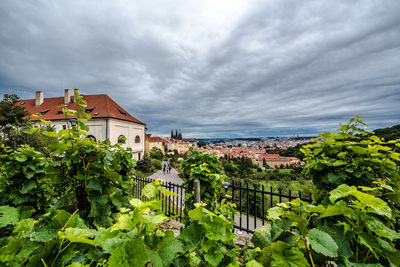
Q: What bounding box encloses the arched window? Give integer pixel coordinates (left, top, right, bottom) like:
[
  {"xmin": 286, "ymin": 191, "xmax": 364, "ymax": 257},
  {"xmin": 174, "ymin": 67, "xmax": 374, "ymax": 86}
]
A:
[
  {"xmin": 135, "ymin": 135, "xmax": 140, "ymax": 143},
  {"xmin": 118, "ymin": 135, "xmax": 126, "ymax": 144},
  {"xmin": 87, "ymin": 135, "xmax": 96, "ymax": 141}
]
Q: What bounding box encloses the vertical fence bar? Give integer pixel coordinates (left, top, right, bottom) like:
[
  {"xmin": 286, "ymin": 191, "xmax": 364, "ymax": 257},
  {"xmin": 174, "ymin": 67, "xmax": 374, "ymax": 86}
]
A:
[
  {"xmin": 262, "ymin": 184, "xmax": 265, "ymax": 226},
  {"xmin": 172, "ymin": 184, "xmax": 175, "ymax": 215},
  {"xmin": 270, "ymin": 186, "xmax": 273, "ymax": 208},
  {"xmin": 279, "ymin": 188, "xmax": 282, "ymax": 204},
  {"xmin": 231, "ymin": 181, "xmax": 235, "ymax": 232},
  {"xmin": 246, "ymin": 182, "xmax": 249, "ymax": 232},
  {"xmin": 253, "ymin": 183, "xmax": 257, "ymax": 230},
  {"xmin": 239, "ymin": 181, "xmax": 242, "ymax": 229},
  {"xmin": 180, "ymin": 186, "xmax": 183, "ymax": 222},
  {"xmin": 168, "ymin": 182, "xmax": 172, "ymax": 216},
  {"xmin": 161, "ymin": 181, "xmax": 165, "ymax": 214},
  {"xmin": 139, "ymin": 178, "xmax": 142, "ymax": 200},
  {"xmin": 299, "ymin": 190, "xmax": 302, "ymax": 201}
]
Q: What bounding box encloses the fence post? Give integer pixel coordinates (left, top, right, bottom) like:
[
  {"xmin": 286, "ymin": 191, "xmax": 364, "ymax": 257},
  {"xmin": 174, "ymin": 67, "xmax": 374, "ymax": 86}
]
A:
[{"xmin": 194, "ymin": 179, "xmax": 201, "ymax": 203}]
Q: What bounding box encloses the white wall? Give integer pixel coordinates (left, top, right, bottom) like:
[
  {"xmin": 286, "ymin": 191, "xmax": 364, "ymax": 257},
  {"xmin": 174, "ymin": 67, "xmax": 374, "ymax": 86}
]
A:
[
  {"xmin": 36, "ymin": 118, "xmax": 145, "ymax": 160},
  {"xmin": 109, "ymin": 118, "xmax": 145, "ymax": 160}
]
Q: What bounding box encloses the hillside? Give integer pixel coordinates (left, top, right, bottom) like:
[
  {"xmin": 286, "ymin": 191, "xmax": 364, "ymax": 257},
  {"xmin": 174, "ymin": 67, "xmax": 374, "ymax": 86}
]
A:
[{"xmin": 373, "ymin": 124, "xmax": 400, "ymax": 141}]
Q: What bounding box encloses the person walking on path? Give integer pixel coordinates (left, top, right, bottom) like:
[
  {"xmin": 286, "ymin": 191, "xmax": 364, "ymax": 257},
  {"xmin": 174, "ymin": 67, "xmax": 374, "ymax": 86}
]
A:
[
  {"xmin": 162, "ymin": 160, "xmax": 166, "ymax": 174},
  {"xmin": 168, "ymin": 163, "xmax": 172, "ymax": 174}
]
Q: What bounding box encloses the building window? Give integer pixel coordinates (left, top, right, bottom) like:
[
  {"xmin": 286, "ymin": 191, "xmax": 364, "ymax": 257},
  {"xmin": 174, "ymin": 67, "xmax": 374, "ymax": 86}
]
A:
[
  {"xmin": 118, "ymin": 135, "xmax": 126, "ymax": 144},
  {"xmin": 135, "ymin": 135, "xmax": 140, "ymax": 143},
  {"xmin": 62, "ymin": 125, "xmax": 67, "ymax": 130},
  {"xmin": 87, "ymin": 135, "xmax": 96, "ymax": 141},
  {"xmin": 138, "ymin": 153, "xmax": 141, "ymax": 160}
]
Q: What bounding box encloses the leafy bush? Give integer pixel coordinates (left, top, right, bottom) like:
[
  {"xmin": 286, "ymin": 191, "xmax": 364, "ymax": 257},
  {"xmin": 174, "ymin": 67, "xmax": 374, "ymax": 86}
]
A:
[
  {"xmin": 0, "ymin": 145, "xmax": 50, "ymax": 219},
  {"xmin": 250, "ymin": 116, "xmax": 400, "ymax": 266},
  {"xmin": 302, "ymin": 116, "xmax": 400, "ymax": 193},
  {"xmin": 181, "ymin": 148, "xmax": 227, "ymax": 222}
]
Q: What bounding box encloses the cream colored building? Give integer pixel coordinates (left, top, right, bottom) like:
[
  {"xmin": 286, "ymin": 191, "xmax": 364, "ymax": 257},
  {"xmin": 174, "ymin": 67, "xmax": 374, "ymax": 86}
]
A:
[
  {"xmin": 145, "ymin": 134, "xmax": 166, "ymax": 153},
  {"xmin": 17, "ymin": 90, "xmax": 146, "ymax": 160},
  {"xmin": 166, "ymin": 139, "xmax": 193, "ymax": 154}
]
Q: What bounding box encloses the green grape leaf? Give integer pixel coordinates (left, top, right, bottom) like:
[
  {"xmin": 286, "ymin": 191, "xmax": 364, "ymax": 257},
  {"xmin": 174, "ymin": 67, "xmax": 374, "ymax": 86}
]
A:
[
  {"xmin": 257, "ymin": 241, "xmax": 310, "ymax": 267},
  {"xmin": 309, "ymin": 228, "xmax": 338, "ymax": 258},
  {"xmin": 20, "ymin": 180, "xmax": 37, "ymax": 194},
  {"xmin": 156, "ymin": 236, "xmax": 184, "ymax": 266},
  {"xmin": 58, "ymin": 228, "xmax": 96, "ymax": 245},
  {"xmin": 87, "ymin": 180, "xmax": 102, "ymax": 193},
  {"xmin": 329, "ymin": 184, "xmax": 353, "ymax": 203},
  {"xmin": 268, "ymin": 207, "xmax": 283, "ymax": 220},
  {"xmin": 149, "ymin": 250, "xmax": 163, "ymax": 267},
  {"xmin": 108, "ymin": 239, "xmax": 149, "ymax": 267},
  {"xmin": 204, "ymin": 249, "xmax": 225, "ymax": 266},
  {"xmin": 246, "ymin": 260, "xmax": 263, "ymax": 267},
  {"xmin": 319, "ymin": 201, "xmax": 354, "ymax": 218},
  {"xmin": 364, "ymin": 217, "xmax": 400, "ymax": 241},
  {"xmin": 271, "ymin": 218, "xmax": 292, "ymax": 240},
  {"xmin": 178, "ymin": 223, "xmax": 203, "ymax": 251},
  {"xmin": 0, "ymin": 205, "xmax": 19, "ymax": 228},
  {"xmin": 251, "ymin": 225, "xmax": 272, "ymax": 249},
  {"xmin": 111, "ymin": 214, "xmax": 134, "ymax": 232}
]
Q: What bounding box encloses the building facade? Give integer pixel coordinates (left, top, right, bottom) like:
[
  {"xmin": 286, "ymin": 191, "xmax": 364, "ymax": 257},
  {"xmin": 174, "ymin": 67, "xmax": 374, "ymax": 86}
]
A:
[
  {"xmin": 17, "ymin": 89, "xmax": 146, "ymax": 160},
  {"xmin": 145, "ymin": 134, "xmax": 167, "ymax": 153}
]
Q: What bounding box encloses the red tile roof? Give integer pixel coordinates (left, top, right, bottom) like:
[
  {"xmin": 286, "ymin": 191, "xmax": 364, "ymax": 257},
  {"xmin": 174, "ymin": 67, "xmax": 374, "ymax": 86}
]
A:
[
  {"xmin": 148, "ymin": 136, "xmax": 166, "ymax": 142},
  {"xmin": 16, "ymin": 94, "xmax": 145, "ymax": 125}
]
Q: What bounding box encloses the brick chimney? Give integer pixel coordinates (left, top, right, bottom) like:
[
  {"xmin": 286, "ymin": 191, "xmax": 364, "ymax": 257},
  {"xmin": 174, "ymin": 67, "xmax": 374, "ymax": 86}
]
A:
[
  {"xmin": 73, "ymin": 89, "xmax": 80, "ymax": 103},
  {"xmin": 64, "ymin": 89, "xmax": 71, "ymax": 105},
  {"xmin": 35, "ymin": 91, "xmax": 44, "ymax": 106}
]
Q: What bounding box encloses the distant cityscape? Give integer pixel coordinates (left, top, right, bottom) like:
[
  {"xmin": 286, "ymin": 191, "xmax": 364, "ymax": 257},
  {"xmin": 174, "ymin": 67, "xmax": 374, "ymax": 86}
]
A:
[{"xmin": 146, "ymin": 130, "xmax": 314, "ymax": 168}]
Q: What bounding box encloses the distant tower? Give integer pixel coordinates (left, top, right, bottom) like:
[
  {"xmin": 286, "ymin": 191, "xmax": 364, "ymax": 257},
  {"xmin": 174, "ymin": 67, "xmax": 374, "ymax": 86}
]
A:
[
  {"xmin": 175, "ymin": 129, "xmax": 178, "ymax": 139},
  {"xmin": 178, "ymin": 129, "xmax": 182, "ymax": 140},
  {"xmin": 171, "ymin": 130, "xmax": 174, "ymax": 139}
]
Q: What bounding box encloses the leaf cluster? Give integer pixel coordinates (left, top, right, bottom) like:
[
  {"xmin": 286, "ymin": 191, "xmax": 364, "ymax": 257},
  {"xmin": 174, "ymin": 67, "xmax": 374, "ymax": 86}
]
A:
[{"xmin": 181, "ymin": 148, "xmax": 227, "ymax": 222}]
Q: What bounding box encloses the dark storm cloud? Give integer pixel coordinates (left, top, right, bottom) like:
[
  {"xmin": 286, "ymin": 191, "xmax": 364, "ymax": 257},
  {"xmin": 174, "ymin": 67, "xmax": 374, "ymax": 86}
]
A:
[{"xmin": 1, "ymin": 0, "xmax": 400, "ymax": 137}]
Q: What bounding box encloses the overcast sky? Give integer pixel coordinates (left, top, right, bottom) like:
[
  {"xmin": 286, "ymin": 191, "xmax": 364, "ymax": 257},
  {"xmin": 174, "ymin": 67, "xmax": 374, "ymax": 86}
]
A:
[{"xmin": 1, "ymin": 0, "xmax": 399, "ymax": 138}]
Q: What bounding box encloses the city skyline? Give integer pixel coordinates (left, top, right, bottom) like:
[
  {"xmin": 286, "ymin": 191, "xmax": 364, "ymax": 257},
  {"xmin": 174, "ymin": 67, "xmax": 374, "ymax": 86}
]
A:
[{"xmin": 1, "ymin": 1, "xmax": 400, "ymax": 138}]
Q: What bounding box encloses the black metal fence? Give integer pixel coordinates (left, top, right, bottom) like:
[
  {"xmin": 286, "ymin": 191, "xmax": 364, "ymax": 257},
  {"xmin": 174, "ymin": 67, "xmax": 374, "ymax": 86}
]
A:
[
  {"xmin": 133, "ymin": 177, "xmax": 400, "ymax": 250},
  {"xmin": 132, "ymin": 177, "xmax": 311, "ymax": 234},
  {"xmin": 228, "ymin": 181, "xmax": 311, "ymax": 233},
  {"xmin": 133, "ymin": 177, "xmax": 186, "ymax": 223}
]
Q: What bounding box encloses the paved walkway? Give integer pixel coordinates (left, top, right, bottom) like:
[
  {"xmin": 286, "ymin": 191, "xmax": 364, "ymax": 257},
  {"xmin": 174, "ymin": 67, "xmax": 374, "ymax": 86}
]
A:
[
  {"xmin": 148, "ymin": 168, "xmax": 183, "ymax": 185},
  {"xmin": 148, "ymin": 168, "xmax": 264, "ymax": 233}
]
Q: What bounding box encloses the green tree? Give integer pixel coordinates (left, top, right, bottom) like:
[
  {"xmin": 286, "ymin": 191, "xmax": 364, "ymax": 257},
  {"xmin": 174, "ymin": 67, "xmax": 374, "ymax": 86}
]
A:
[
  {"xmin": 149, "ymin": 147, "xmax": 164, "ymax": 160},
  {"xmin": 0, "ymin": 94, "xmax": 28, "ymax": 140}
]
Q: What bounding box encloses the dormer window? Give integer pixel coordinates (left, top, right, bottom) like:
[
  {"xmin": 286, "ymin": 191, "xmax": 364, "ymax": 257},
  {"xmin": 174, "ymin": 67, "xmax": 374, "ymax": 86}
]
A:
[
  {"xmin": 40, "ymin": 110, "xmax": 49, "ymax": 115},
  {"xmin": 94, "ymin": 112, "xmax": 99, "ymax": 116},
  {"xmin": 21, "ymin": 102, "xmax": 25, "ymax": 105},
  {"xmin": 57, "ymin": 111, "xmax": 63, "ymax": 114},
  {"xmin": 85, "ymin": 108, "xmax": 95, "ymax": 113},
  {"xmin": 119, "ymin": 110, "xmax": 126, "ymax": 116}
]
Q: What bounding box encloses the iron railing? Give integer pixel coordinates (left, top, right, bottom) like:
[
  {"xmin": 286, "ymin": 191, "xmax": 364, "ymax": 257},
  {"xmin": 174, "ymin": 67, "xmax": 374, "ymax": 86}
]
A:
[
  {"xmin": 132, "ymin": 177, "xmax": 312, "ymax": 233},
  {"xmin": 133, "ymin": 176, "xmax": 400, "ymax": 249}
]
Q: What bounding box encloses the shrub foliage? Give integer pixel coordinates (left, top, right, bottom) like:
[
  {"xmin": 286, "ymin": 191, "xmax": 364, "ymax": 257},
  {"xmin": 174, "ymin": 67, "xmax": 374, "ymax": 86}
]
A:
[{"xmin": 1, "ymin": 101, "xmax": 399, "ymax": 267}]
